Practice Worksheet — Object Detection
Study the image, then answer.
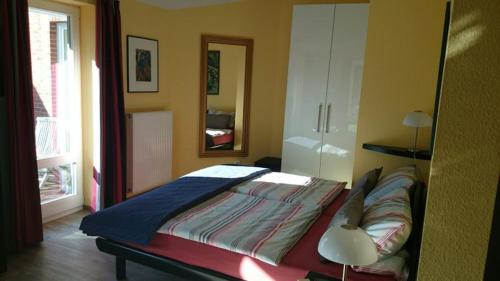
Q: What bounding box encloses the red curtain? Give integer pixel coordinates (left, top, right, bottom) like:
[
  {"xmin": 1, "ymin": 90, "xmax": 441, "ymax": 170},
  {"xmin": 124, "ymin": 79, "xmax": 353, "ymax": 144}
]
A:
[
  {"xmin": 0, "ymin": 0, "xmax": 44, "ymax": 272},
  {"xmin": 96, "ymin": 0, "xmax": 127, "ymax": 209}
]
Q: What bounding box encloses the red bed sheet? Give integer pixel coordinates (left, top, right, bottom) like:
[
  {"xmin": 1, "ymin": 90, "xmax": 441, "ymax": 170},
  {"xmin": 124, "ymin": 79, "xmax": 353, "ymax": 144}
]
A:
[
  {"xmin": 212, "ymin": 132, "xmax": 233, "ymax": 146},
  {"xmin": 133, "ymin": 190, "xmax": 395, "ymax": 281}
]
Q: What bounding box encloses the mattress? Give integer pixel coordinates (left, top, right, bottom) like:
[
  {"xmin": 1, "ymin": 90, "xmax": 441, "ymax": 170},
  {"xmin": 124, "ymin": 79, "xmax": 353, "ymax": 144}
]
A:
[
  {"xmin": 206, "ymin": 128, "xmax": 234, "ymax": 145},
  {"xmin": 132, "ymin": 191, "xmax": 396, "ymax": 281}
]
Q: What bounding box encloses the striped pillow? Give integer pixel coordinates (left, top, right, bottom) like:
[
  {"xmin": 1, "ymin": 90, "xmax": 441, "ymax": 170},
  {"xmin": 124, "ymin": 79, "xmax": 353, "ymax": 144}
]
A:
[
  {"xmin": 365, "ymin": 165, "xmax": 417, "ymax": 207},
  {"xmin": 361, "ymin": 186, "xmax": 412, "ymax": 258},
  {"xmin": 353, "ymin": 249, "xmax": 409, "ymax": 280},
  {"xmin": 378, "ymin": 165, "xmax": 417, "ymax": 184}
]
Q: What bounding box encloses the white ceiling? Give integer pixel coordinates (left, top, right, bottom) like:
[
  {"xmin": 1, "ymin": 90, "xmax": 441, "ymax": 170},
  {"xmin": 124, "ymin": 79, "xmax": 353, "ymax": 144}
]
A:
[{"xmin": 138, "ymin": 0, "xmax": 244, "ymax": 10}]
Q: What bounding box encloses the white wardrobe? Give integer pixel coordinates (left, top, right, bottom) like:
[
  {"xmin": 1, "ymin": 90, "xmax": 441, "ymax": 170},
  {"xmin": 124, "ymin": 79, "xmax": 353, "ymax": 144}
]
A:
[{"xmin": 281, "ymin": 4, "xmax": 369, "ymax": 185}]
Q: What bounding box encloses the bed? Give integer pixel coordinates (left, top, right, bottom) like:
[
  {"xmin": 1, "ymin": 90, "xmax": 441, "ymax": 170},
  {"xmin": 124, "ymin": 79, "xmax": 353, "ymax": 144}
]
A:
[
  {"xmin": 81, "ymin": 165, "xmax": 426, "ymax": 281},
  {"xmin": 205, "ymin": 113, "xmax": 234, "ymax": 150}
]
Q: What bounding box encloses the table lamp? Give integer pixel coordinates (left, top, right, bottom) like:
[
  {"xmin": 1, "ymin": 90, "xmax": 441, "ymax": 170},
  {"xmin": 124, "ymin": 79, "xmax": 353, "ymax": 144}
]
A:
[
  {"xmin": 318, "ymin": 224, "xmax": 377, "ymax": 281},
  {"xmin": 402, "ymin": 111, "xmax": 433, "ymax": 152}
]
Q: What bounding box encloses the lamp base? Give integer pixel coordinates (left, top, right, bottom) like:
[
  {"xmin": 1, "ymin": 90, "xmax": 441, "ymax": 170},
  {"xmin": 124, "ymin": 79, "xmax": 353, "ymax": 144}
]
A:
[
  {"xmin": 342, "ymin": 264, "xmax": 347, "ymax": 281},
  {"xmin": 408, "ymin": 127, "xmax": 419, "ymax": 154}
]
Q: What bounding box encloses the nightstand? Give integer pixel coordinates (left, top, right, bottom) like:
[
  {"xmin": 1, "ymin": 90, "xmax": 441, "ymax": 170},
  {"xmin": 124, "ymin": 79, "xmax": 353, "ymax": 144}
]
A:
[{"xmin": 254, "ymin": 157, "xmax": 281, "ymax": 172}]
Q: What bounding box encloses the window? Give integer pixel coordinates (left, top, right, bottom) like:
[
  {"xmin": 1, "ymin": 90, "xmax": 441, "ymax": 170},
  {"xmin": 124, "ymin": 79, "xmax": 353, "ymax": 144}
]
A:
[{"xmin": 29, "ymin": 0, "xmax": 82, "ymax": 221}]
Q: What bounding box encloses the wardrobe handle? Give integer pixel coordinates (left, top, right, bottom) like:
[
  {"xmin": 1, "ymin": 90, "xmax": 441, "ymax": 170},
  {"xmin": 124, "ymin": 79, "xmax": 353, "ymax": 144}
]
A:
[
  {"xmin": 325, "ymin": 103, "xmax": 332, "ymax": 133},
  {"xmin": 316, "ymin": 104, "xmax": 323, "ymax": 133}
]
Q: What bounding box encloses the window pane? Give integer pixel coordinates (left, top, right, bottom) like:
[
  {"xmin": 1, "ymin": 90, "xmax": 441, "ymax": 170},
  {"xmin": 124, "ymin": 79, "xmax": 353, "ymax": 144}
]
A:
[
  {"xmin": 29, "ymin": 9, "xmax": 72, "ymax": 159},
  {"xmin": 39, "ymin": 163, "xmax": 76, "ymax": 204}
]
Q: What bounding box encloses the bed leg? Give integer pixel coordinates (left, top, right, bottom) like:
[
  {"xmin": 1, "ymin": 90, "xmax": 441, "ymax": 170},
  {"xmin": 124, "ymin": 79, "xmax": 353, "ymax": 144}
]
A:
[{"xmin": 116, "ymin": 256, "xmax": 126, "ymax": 280}]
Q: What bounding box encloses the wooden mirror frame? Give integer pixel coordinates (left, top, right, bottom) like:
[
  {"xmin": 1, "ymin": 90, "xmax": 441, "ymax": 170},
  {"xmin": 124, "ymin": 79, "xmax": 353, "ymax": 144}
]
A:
[{"xmin": 199, "ymin": 35, "xmax": 253, "ymax": 157}]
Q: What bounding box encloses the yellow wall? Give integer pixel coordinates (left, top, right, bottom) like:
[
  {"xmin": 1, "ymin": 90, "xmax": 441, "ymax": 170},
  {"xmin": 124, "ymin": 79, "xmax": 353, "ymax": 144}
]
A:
[
  {"xmin": 352, "ymin": 0, "xmax": 446, "ymax": 181},
  {"xmin": 120, "ymin": 0, "xmax": 284, "ymax": 177},
  {"xmin": 79, "ymin": 0, "xmax": 448, "ymax": 214},
  {"xmin": 418, "ymin": 0, "xmax": 500, "ymax": 279},
  {"xmin": 80, "ymin": 4, "xmax": 95, "ymax": 207},
  {"xmin": 120, "ymin": 0, "xmax": 446, "ymax": 183},
  {"xmin": 120, "ymin": 0, "xmax": 368, "ymax": 180},
  {"xmin": 234, "ymin": 58, "xmax": 245, "ymax": 150}
]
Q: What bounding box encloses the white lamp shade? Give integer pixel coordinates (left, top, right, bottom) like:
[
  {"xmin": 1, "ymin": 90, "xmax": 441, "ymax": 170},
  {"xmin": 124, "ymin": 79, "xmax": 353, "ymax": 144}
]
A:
[
  {"xmin": 318, "ymin": 225, "xmax": 378, "ymax": 266},
  {"xmin": 402, "ymin": 111, "xmax": 433, "ymax": 128}
]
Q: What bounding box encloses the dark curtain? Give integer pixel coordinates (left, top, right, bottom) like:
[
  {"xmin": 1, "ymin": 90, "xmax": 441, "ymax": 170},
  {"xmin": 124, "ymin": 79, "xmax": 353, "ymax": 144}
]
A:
[
  {"xmin": 0, "ymin": 0, "xmax": 44, "ymax": 272},
  {"xmin": 96, "ymin": 0, "xmax": 127, "ymax": 208}
]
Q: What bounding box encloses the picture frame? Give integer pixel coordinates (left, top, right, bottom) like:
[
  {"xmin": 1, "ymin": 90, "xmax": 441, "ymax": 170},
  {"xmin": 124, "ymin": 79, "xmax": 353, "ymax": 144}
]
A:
[
  {"xmin": 207, "ymin": 50, "xmax": 220, "ymax": 95},
  {"xmin": 127, "ymin": 35, "xmax": 159, "ymax": 93}
]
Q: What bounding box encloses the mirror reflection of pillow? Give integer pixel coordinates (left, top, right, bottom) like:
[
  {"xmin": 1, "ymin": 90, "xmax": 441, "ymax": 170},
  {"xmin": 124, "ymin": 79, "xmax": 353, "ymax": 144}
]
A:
[{"xmin": 206, "ymin": 114, "xmax": 231, "ymax": 129}]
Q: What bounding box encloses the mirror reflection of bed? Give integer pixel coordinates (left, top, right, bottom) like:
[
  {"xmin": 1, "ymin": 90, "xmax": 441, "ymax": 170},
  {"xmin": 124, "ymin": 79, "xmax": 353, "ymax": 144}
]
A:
[
  {"xmin": 205, "ymin": 43, "xmax": 246, "ymax": 151},
  {"xmin": 205, "ymin": 110, "xmax": 235, "ymax": 150},
  {"xmin": 200, "ymin": 35, "xmax": 252, "ymax": 157}
]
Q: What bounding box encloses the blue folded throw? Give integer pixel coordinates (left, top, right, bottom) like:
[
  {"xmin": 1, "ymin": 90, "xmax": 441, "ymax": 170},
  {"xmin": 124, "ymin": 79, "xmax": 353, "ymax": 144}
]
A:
[{"xmin": 80, "ymin": 165, "xmax": 269, "ymax": 244}]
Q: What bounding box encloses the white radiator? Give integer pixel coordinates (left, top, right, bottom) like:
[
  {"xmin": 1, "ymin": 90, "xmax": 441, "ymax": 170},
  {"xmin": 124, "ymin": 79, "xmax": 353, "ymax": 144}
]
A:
[{"xmin": 126, "ymin": 111, "xmax": 172, "ymax": 194}]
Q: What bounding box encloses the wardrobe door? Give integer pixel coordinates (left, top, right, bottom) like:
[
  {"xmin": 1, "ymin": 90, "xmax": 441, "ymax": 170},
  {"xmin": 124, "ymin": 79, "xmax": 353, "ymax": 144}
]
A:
[
  {"xmin": 319, "ymin": 4, "xmax": 369, "ymax": 183},
  {"xmin": 282, "ymin": 5, "xmax": 335, "ymax": 177}
]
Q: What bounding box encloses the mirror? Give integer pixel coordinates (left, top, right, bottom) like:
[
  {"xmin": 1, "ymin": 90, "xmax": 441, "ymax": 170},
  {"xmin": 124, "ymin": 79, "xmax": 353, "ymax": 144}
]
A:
[{"xmin": 199, "ymin": 35, "xmax": 253, "ymax": 157}]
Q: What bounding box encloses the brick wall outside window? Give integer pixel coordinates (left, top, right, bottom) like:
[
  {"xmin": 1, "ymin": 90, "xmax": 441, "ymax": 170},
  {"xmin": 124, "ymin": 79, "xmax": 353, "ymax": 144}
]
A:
[{"xmin": 29, "ymin": 12, "xmax": 64, "ymax": 119}]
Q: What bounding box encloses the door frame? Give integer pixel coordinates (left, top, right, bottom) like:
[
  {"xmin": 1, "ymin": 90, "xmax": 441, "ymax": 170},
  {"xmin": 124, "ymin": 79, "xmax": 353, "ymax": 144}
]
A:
[{"xmin": 29, "ymin": 0, "xmax": 83, "ymax": 223}]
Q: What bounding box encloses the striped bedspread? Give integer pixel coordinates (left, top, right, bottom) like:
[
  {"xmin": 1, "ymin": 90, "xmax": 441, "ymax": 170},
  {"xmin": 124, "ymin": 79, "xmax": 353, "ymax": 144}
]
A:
[
  {"xmin": 231, "ymin": 172, "xmax": 346, "ymax": 209},
  {"xmin": 158, "ymin": 171, "xmax": 345, "ymax": 265},
  {"xmin": 158, "ymin": 191, "xmax": 322, "ymax": 265}
]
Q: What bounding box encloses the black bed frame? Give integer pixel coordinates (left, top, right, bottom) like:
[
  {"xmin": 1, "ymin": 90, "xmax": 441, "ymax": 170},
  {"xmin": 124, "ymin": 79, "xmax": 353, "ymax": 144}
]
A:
[
  {"xmin": 95, "ymin": 181, "xmax": 427, "ymax": 281},
  {"xmin": 96, "ymin": 238, "xmax": 240, "ymax": 281}
]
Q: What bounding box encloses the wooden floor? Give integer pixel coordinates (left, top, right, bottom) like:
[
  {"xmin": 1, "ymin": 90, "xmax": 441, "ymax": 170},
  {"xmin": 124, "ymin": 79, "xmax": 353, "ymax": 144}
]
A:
[{"xmin": 0, "ymin": 211, "xmax": 186, "ymax": 281}]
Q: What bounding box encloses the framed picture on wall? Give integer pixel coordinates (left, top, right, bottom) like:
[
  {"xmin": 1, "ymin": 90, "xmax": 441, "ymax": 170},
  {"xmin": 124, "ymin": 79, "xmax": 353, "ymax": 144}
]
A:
[
  {"xmin": 127, "ymin": 35, "xmax": 159, "ymax": 93},
  {"xmin": 207, "ymin": 50, "xmax": 220, "ymax": 95}
]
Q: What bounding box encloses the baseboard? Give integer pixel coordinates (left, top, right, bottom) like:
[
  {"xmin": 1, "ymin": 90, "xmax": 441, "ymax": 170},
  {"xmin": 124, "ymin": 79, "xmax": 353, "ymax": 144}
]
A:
[{"xmin": 42, "ymin": 205, "xmax": 83, "ymax": 224}]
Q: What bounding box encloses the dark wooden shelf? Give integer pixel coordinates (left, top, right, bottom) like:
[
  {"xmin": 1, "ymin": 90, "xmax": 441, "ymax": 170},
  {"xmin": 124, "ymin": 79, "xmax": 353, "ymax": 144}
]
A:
[{"xmin": 362, "ymin": 143, "xmax": 432, "ymax": 160}]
